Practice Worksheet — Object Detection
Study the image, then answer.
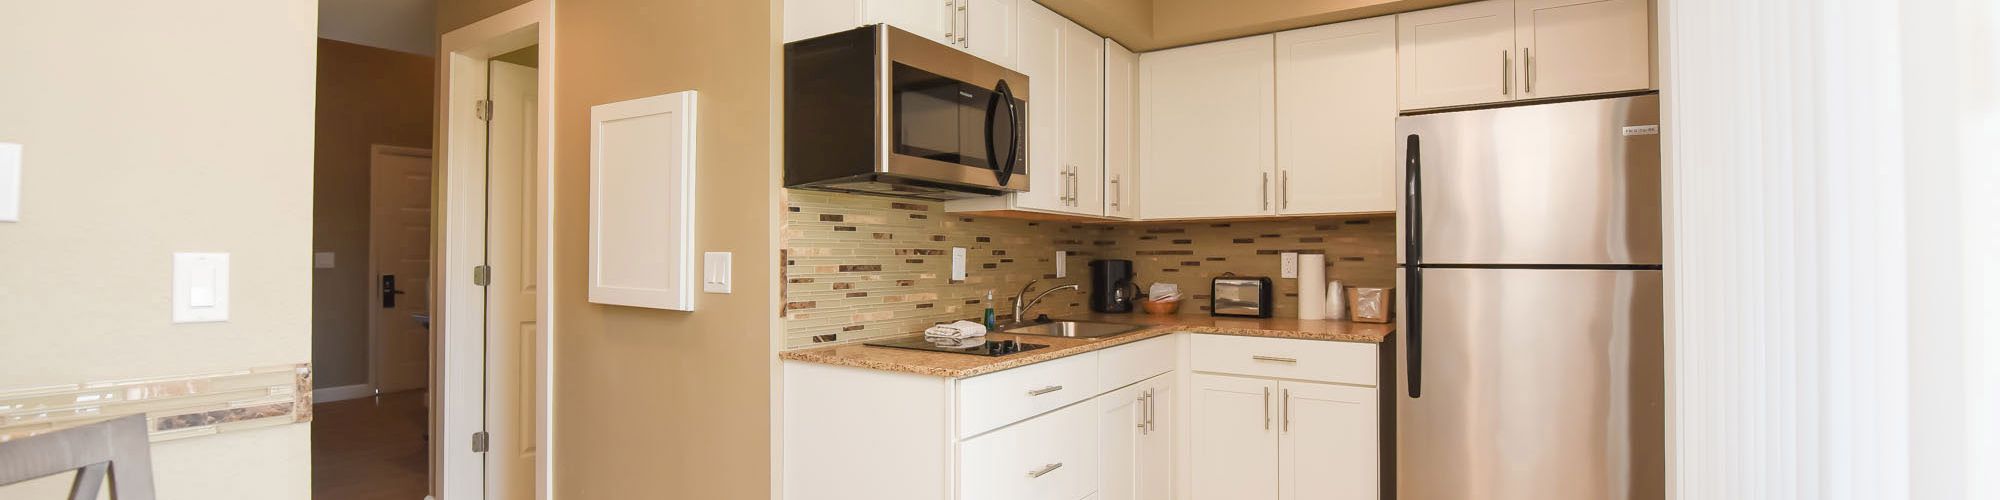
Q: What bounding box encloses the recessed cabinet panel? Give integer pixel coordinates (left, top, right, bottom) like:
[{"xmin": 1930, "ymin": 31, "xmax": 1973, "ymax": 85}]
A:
[
  {"xmin": 1102, "ymin": 39, "xmax": 1139, "ymax": 219},
  {"xmin": 1397, "ymin": 0, "xmax": 1516, "ymax": 110},
  {"xmin": 1012, "ymin": 0, "xmax": 1067, "ymax": 212},
  {"xmin": 1139, "ymin": 35, "xmax": 1277, "ymax": 219},
  {"xmin": 963, "ymin": 0, "xmax": 1019, "ymax": 66},
  {"xmin": 1277, "ymin": 381, "xmax": 1378, "ymax": 500},
  {"xmin": 1190, "ymin": 373, "xmax": 1280, "ymax": 500},
  {"xmin": 1517, "ymin": 0, "xmax": 1652, "ymax": 98},
  {"xmin": 1061, "ymin": 18, "xmax": 1106, "ymax": 216},
  {"xmin": 1276, "ymin": 16, "xmax": 1398, "ymax": 215}
]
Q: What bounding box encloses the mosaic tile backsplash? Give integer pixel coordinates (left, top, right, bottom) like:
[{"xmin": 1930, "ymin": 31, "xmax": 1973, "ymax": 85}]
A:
[
  {"xmin": 782, "ymin": 190, "xmax": 1397, "ymax": 348},
  {"xmin": 0, "ymin": 364, "xmax": 313, "ymax": 444}
]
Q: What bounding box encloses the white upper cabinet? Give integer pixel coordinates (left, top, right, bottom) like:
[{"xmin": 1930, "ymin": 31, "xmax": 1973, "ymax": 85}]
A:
[
  {"xmin": 1515, "ymin": 0, "xmax": 1652, "ymax": 99},
  {"xmin": 1010, "ymin": 0, "xmax": 1068, "ymax": 212},
  {"xmin": 1275, "ymin": 16, "xmax": 1398, "ymax": 215},
  {"xmin": 1139, "ymin": 35, "xmax": 1277, "ymax": 219},
  {"xmin": 1061, "ymin": 18, "xmax": 1106, "ymax": 216},
  {"xmin": 1102, "ymin": 39, "xmax": 1139, "ymax": 219},
  {"xmin": 866, "ymin": 0, "xmax": 958, "ymax": 43},
  {"xmin": 961, "ymin": 0, "xmax": 1019, "ymax": 66},
  {"xmin": 1397, "ymin": 0, "xmax": 1517, "ymax": 110}
]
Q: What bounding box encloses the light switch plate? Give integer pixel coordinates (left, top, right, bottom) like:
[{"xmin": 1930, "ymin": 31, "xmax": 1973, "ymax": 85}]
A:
[
  {"xmin": 1055, "ymin": 251, "xmax": 1068, "ymax": 278},
  {"xmin": 1281, "ymin": 252, "xmax": 1300, "ymax": 278},
  {"xmin": 703, "ymin": 252, "xmax": 732, "ymax": 293},
  {"xmin": 313, "ymin": 252, "xmax": 336, "ymax": 269},
  {"xmin": 950, "ymin": 247, "xmax": 967, "ymax": 281},
  {"xmin": 173, "ymin": 252, "xmax": 230, "ymax": 323},
  {"xmin": 0, "ymin": 142, "xmax": 20, "ymax": 222}
]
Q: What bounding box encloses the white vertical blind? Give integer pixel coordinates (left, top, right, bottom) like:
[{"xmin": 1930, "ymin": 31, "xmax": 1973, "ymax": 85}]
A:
[{"xmin": 1661, "ymin": 0, "xmax": 1998, "ymax": 498}]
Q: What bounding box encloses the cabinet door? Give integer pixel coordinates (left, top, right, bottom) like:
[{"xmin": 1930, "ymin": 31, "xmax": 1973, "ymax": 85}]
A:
[
  {"xmin": 1098, "ymin": 382, "xmax": 1147, "ymax": 500},
  {"xmin": 1102, "ymin": 39, "xmax": 1139, "ymax": 219},
  {"xmin": 963, "ymin": 0, "xmax": 1018, "ymax": 66},
  {"xmin": 1275, "ymin": 16, "xmax": 1398, "ymax": 215},
  {"xmin": 1013, "ymin": 0, "xmax": 1067, "ymax": 212},
  {"xmin": 865, "ymin": 0, "xmax": 958, "ymax": 45},
  {"xmin": 1061, "ymin": 19, "xmax": 1106, "ymax": 216},
  {"xmin": 1189, "ymin": 374, "xmax": 1278, "ymax": 500},
  {"xmin": 1397, "ymin": 0, "xmax": 1516, "ymax": 110},
  {"xmin": 1136, "ymin": 375, "xmax": 1174, "ymax": 500},
  {"xmin": 1139, "ymin": 35, "xmax": 1277, "ymax": 219},
  {"xmin": 1516, "ymin": 0, "xmax": 1651, "ymax": 99},
  {"xmin": 1277, "ymin": 381, "xmax": 1377, "ymax": 500}
]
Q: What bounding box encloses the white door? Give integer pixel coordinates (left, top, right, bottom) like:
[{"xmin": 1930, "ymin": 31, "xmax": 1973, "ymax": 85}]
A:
[
  {"xmin": 865, "ymin": 0, "xmax": 957, "ymax": 45},
  {"xmin": 1139, "ymin": 35, "xmax": 1276, "ymax": 219},
  {"xmin": 1515, "ymin": 0, "xmax": 1652, "ymax": 99},
  {"xmin": 1013, "ymin": 0, "xmax": 1066, "ymax": 212},
  {"xmin": 1060, "ymin": 18, "xmax": 1105, "ymax": 216},
  {"xmin": 1190, "ymin": 374, "xmax": 1278, "ymax": 500},
  {"xmin": 1136, "ymin": 375, "xmax": 1174, "ymax": 500},
  {"xmin": 484, "ymin": 57, "xmax": 539, "ymax": 500},
  {"xmin": 368, "ymin": 147, "xmax": 433, "ymax": 395},
  {"xmin": 1098, "ymin": 381, "xmax": 1148, "ymax": 500},
  {"xmin": 962, "ymin": 0, "xmax": 1017, "ymax": 66},
  {"xmin": 1276, "ymin": 16, "xmax": 1399, "ymax": 215},
  {"xmin": 1277, "ymin": 381, "xmax": 1378, "ymax": 500},
  {"xmin": 1102, "ymin": 39, "xmax": 1138, "ymax": 219},
  {"xmin": 1397, "ymin": 0, "xmax": 1516, "ymax": 110}
]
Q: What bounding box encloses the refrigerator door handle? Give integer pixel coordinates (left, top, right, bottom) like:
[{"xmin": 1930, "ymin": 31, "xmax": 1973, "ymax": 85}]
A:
[{"xmin": 1404, "ymin": 133, "xmax": 1423, "ymax": 399}]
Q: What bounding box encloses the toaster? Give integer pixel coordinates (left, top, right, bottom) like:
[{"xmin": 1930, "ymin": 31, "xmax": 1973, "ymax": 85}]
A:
[{"xmin": 1211, "ymin": 275, "xmax": 1274, "ymax": 318}]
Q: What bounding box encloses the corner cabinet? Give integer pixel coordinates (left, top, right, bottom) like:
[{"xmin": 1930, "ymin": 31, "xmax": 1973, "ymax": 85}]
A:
[
  {"xmin": 1398, "ymin": 0, "xmax": 1652, "ymax": 111},
  {"xmin": 947, "ymin": 0, "xmax": 1111, "ymax": 218},
  {"xmin": 1137, "ymin": 35, "xmax": 1277, "ymax": 220},
  {"xmin": 783, "ymin": 0, "xmax": 1018, "ymax": 67}
]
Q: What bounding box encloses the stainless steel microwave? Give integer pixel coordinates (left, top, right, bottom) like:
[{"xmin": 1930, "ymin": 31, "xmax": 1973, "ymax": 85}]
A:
[{"xmin": 784, "ymin": 24, "xmax": 1029, "ymax": 200}]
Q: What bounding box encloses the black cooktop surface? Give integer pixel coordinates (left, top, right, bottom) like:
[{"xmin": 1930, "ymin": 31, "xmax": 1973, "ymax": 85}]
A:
[{"xmin": 863, "ymin": 336, "xmax": 1050, "ymax": 357}]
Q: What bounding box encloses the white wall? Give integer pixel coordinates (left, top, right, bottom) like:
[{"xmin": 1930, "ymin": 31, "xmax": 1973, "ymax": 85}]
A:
[
  {"xmin": 0, "ymin": 0, "xmax": 318, "ymax": 497},
  {"xmin": 1660, "ymin": 0, "xmax": 1998, "ymax": 498}
]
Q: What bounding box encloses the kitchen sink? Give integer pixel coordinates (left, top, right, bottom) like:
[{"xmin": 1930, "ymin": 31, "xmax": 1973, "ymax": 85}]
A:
[{"xmin": 999, "ymin": 320, "xmax": 1145, "ymax": 339}]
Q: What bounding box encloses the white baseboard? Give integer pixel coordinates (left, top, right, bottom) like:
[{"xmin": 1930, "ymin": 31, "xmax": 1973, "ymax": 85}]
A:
[{"xmin": 313, "ymin": 383, "xmax": 375, "ymax": 403}]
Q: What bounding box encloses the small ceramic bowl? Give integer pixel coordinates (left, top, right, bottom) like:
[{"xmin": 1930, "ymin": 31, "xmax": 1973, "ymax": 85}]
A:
[{"xmin": 1142, "ymin": 300, "xmax": 1180, "ymax": 315}]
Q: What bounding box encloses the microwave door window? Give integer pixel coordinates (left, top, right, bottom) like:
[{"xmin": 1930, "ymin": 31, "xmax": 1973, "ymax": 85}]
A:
[
  {"xmin": 957, "ymin": 84, "xmax": 993, "ymax": 169},
  {"xmin": 895, "ymin": 79, "xmax": 961, "ymax": 163}
]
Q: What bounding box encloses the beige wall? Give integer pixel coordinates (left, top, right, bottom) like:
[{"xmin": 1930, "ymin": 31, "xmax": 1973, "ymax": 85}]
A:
[
  {"xmin": 313, "ymin": 38, "xmax": 436, "ymax": 390},
  {"xmin": 0, "ymin": 0, "xmax": 318, "ymax": 498},
  {"xmin": 439, "ymin": 0, "xmax": 783, "ymax": 497}
]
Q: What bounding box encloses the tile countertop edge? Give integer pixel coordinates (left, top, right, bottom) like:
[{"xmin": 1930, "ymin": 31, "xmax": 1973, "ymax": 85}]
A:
[{"xmin": 778, "ymin": 317, "xmax": 1395, "ymax": 379}]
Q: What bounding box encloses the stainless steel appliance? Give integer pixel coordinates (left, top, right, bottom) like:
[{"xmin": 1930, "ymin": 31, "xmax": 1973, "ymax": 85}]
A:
[
  {"xmin": 1088, "ymin": 259, "xmax": 1137, "ymax": 313},
  {"xmin": 784, "ymin": 24, "xmax": 1029, "ymax": 200},
  {"xmin": 1210, "ymin": 275, "xmax": 1274, "ymax": 318},
  {"xmin": 1396, "ymin": 93, "xmax": 1664, "ymax": 500}
]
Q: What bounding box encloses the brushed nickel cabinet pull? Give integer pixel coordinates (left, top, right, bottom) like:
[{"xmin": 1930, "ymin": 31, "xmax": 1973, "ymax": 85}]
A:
[
  {"xmin": 1027, "ymin": 385, "xmax": 1064, "ymax": 396},
  {"xmin": 1262, "ymin": 172, "xmax": 1271, "ymax": 210},
  {"xmin": 1283, "ymin": 388, "xmax": 1292, "ymax": 432},
  {"xmin": 1501, "ymin": 50, "xmax": 1511, "ymax": 96},
  {"xmin": 1263, "ymin": 386, "xmax": 1271, "ymax": 430},
  {"xmin": 1282, "ymin": 170, "xmax": 1291, "ymax": 210},
  {"xmin": 1251, "ymin": 355, "xmax": 1299, "ymax": 363},
  {"xmin": 1137, "ymin": 393, "xmax": 1149, "ymax": 431},
  {"xmin": 1027, "ymin": 462, "xmax": 1064, "ymax": 478},
  {"xmin": 1524, "ymin": 47, "xmax": 1534, "ymax": 94}
]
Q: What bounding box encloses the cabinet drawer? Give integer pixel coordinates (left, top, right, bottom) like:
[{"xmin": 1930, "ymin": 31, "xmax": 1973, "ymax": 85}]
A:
[
  {"xmin": 959, "ymin": 352, "xmax": 1100, "ymax": 438},
  {"xmin": 1190, "ymin": 334, "xmax": 1376, "ymax": 386},
  {"xmin": 958, "ymin": 401, "xmax": 1099, "ymax": 500},
  {"xmin": 1097, "ymin": 335, "xmax": 1176, "ymax": 392}
]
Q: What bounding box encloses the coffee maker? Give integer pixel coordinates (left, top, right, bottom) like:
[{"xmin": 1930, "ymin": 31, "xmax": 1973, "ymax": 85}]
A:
[{"xmin": 1089, "ymin": 259, "xmax": 1138, "ymax": 313}]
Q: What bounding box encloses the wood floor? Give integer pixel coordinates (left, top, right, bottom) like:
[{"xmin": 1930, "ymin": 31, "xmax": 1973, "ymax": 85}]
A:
[{"xmin": 313, "ymin": 389, "xmax": 429, "ymax": 499}]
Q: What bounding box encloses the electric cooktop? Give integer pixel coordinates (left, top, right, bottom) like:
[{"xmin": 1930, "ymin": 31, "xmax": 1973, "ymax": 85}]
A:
[{"xmin": 862, "ymin": 336, "xmax": 1050, "ymax": 357}]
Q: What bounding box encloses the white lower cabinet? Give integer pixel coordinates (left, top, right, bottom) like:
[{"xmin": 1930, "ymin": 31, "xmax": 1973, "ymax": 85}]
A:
[
  {"xmin": 1098, "ymin": 373, "xmax": 1174, "ymax": 500},
  {"xmin": 961, "ymin": 399, "xmax": 1100, "ymax": 500},
  {"xmin": 1278, "ymin": 381, "xmax": 1378, "ymax": 500},
  {"xmin": 1189, "ymin": 374, "xmax": 1281, "ymax": 500},
  {"xmin": 1188, "ymin": 335, "xmax": 1381, "ymax": 500}
]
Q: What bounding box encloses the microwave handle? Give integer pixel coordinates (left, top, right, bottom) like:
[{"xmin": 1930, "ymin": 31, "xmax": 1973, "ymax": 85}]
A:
[{"xmin": 985, "ymin": 79, "xmax": 1022, "ymax": 186}]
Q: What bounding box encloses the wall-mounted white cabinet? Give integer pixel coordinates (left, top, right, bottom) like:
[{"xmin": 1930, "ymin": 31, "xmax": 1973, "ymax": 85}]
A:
[
  {"xmin": 1275, "ymin": 16, "xmax": 1399, "ymax": 215},
  {"xmin": 1137, "ymin": 35, "xmax": 1276, "ymax": 220},
  {"xmin": 784, "ymin": 0, "xmax": 1018, "ymax": 67},
  {"xmin": 1398, "ymin": 0, "xmax": 1652, "ymax": 111},
  {"xmin": 947, "ymin": 1, "xmax": 1110, "ymax": 218},
  {"xmin": 1102, "ymin": 39, "xmax": 1139, "ymax": 219}
]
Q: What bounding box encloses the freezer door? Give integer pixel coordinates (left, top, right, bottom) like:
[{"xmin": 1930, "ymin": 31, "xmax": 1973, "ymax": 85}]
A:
[
  {"xmin": 1395, "ymin": 94, "xmax": 1662, "ymax": 265},
  {"xmin": 1396, "ymin": 268, "xmax": 1663, "ymax": 500}
]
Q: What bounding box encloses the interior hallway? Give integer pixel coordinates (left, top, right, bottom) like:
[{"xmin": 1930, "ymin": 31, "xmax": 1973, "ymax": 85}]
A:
[{"xmin": 312, "ymin": 390, "xmax": 429, "ymax": 499}]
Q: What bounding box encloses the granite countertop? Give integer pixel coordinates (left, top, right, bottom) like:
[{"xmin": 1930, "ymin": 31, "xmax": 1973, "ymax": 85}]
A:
[{"xmin": 778, "ymin": 312, "xmax": 1395, "ymax": 378}]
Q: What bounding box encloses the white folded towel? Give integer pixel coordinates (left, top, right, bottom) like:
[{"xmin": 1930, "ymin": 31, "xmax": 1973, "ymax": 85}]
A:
[
  {"xmin": 926, "ymin": 336, "xmax": 986, "ymax": 349},
  {"xmin": 924, "ymin": 320, "xmax": 988, "ymax": 340}
]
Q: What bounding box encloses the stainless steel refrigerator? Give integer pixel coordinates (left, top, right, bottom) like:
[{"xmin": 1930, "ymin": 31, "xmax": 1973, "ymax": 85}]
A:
[{"xmin": 1394, "ymin": 93, "xmax": 1664, "ymax": 500}]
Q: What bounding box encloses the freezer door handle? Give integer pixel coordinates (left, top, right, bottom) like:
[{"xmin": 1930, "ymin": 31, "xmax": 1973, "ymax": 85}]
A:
[{"xmin": 1404, "ymin": 133, "xmax": 1423, "ymax": 399}]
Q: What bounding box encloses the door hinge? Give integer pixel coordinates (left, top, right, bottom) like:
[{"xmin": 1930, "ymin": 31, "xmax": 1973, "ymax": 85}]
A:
[
  {"xmin": 474, "ymin": 99, "xmax": 494, "ymax": 121},
  {"xmin": 471, "ymin": 431, "xmax": 490, "ymax": 453},
  {"xmin": 473, "ymin": 265, "xmax": 492, "ymax": 286}
]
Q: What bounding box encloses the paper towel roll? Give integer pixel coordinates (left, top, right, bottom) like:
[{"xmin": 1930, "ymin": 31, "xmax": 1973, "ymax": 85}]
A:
[{"xmin": 1298, "ymin": 254, "xmax": 1327, "ymax": 320}]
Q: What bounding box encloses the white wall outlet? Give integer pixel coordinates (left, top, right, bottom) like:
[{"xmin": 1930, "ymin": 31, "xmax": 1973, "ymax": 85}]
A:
[
  {"xmin": 173, "ymin": 252, "xmax": 230, "ymax": 323},
  {"xmin": 951, "ymin": 247, "xmax": 968, "ymax": 281},
  {"xmin": 0, "ymin": 142, "xmax": 20, "ymax": 222},
  {"xmin": 703, "ymin": 252, "xmax": 732, "ymax": 293},
  {"xmin": 313, "ymin": 251, "xmax": 336, "ymax": 269},
  {"xmin": 1281, "ymin": 252, "xmax": 1300, "ymax": 278},
  {"xmin": 1055, "ymin": 251, "xmax": 1068, "ymax": 278}
]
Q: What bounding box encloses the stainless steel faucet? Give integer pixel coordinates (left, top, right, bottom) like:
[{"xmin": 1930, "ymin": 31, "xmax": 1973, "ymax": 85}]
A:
[{"xmin": 1011, "ymin": 279, "xmax": 1079, "ymax": 324}]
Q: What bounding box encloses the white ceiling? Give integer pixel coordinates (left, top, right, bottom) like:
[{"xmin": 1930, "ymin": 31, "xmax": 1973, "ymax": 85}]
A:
[{"xmin": 320, "ymin": 0, "xmax": 438, "ymax": 56}]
